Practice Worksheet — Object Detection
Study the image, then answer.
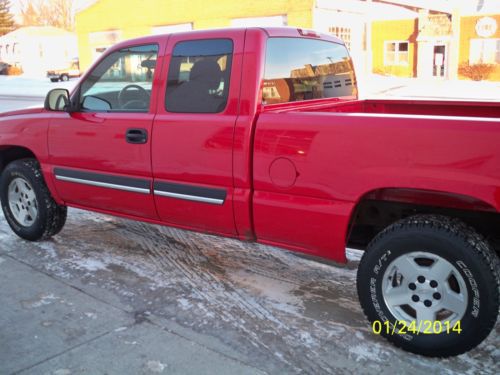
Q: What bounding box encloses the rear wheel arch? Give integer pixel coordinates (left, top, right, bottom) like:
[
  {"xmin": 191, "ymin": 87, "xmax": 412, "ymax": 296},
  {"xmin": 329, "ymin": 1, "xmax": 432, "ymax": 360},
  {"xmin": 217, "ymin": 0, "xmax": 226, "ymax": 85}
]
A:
[{"xmin": 346, "ymin": 188, "xmax": 500, "ymax": 255}]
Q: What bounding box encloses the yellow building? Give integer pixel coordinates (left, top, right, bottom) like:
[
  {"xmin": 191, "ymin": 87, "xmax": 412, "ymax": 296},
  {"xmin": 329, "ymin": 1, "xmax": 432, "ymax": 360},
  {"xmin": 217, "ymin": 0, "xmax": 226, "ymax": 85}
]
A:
[
  {"xmin": 76, "ymin": 0, "xmax": 499, "ymax": 81},
  {"xmin": 371, "ymin": 19, "xmax": 418, "ymax": 78},
  {"xmin": 76, "ymin": 0, "xmax": 314, "ymax": 70},
  {"xmin": 459, "ymin": 14, "xmax": 500, "ymax": 81},
  {"xmin": 372, "ymin": 11, "xmax": 499, "ymax": 81},
  {"xmin": 75, "ymin": 0, "xmax": 418, "ymax": 72}
]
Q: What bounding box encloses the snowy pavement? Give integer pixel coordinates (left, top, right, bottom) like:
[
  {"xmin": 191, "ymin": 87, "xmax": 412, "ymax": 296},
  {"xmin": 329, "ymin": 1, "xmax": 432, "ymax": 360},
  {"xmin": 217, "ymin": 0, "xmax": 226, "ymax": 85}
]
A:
[
  {"xmin": 358, "ymin": 74, "xmax": 500, "ymax": 101},
  {"xmin": 0, "ymin": 76, "xmax": 76, "ymax": 98},
  {"xmin": 0, "ymin": 209, "xmax": 498, "ymax": 374},
  {"xmin": 0, "ymin": 76, "xmax": 77, "ymax": 112}
]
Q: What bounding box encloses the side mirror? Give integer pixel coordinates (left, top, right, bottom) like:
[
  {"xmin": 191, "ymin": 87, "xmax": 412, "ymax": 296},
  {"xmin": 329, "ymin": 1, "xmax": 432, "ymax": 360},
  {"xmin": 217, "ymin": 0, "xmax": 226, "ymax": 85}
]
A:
[
  {"xmin": 45, "ymin": 88, "xmax": 70, "ymax": 111},
  {"xmin": 82, "ymin": 95, "xmax": 112, "ymax": 111}
]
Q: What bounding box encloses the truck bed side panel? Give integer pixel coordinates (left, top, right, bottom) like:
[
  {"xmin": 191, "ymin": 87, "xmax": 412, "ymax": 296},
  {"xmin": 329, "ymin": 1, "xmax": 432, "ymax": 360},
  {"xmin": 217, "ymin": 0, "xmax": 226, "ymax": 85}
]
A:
[{"xmin": 253, "ymin": 111, "xmax": 500, "ymax": 261}]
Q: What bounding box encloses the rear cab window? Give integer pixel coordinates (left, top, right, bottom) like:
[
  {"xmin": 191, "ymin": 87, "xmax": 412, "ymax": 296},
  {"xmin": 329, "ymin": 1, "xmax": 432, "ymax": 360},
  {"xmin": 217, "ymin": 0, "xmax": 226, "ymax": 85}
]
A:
[
  {"xmin": 165, "ymin": 39, "xmax": 233, "ymax": 113},
  {"xmin": 263, "ymin": 38, "xmax": 357, "ymax": 105}
]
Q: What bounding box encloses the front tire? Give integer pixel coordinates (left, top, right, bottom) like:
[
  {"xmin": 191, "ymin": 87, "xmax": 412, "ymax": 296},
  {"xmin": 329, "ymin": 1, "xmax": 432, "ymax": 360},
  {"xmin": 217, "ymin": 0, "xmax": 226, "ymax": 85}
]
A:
[
  {"xmin": 357, "ymin": 215, "xmax": 499, "ymax": 357},
  {"xmin": 0, "ymin": 159, "xmax": 67, "ymax": 241}
]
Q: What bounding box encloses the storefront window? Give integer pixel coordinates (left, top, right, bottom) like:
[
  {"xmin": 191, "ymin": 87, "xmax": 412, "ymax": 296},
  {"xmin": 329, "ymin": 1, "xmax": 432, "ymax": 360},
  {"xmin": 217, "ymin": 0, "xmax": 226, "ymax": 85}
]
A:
[
  {"xmin": 328, "ymin": 27, "xmax": 351, "ymax": 50},
  {"xmin": 384, "ymin": 41, "xmax": 409, "ymax": 65},
  {"xmin": 469, "ymin": 38, "xmax": 500, "ymax": 64}
]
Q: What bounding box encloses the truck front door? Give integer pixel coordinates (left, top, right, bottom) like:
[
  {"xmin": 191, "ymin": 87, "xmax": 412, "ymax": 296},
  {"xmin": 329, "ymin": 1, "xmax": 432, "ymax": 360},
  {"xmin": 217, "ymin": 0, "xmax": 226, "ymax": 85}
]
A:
[{"xmin": 48, "ymin": 43, "xmax": 162, "ymax": 219}]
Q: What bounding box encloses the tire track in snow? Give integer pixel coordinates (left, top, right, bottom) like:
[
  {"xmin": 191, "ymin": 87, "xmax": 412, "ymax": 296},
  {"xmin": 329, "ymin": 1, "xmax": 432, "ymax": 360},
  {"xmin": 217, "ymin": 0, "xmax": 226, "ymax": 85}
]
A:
[
  {"xmin": 3, "ymin": 209, "xmax": 497, "ymax": 374},
  {"xmin": 119, "ymin": 220, "xmax": 337, "ymax": 374}
]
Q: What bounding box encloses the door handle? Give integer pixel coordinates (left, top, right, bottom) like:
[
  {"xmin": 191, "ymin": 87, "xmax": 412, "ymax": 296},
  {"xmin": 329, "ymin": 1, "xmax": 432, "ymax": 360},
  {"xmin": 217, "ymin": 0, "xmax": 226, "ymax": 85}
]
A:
[{"xmin": 126, "ymin": 128, "xmax": 148, "ymax": 144}]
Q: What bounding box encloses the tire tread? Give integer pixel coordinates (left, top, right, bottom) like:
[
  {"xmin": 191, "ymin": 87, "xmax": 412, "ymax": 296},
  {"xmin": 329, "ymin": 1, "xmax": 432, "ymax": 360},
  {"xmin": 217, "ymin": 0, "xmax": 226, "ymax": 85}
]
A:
[{"xmin": 358, "ymin": 214, "xmax": 499, "ymax": 357}]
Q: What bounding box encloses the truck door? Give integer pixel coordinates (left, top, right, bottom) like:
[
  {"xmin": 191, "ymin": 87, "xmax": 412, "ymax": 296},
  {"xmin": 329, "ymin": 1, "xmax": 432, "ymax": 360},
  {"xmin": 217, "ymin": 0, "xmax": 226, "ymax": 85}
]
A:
[
  {"xmin": 48, "ymin": 43, "xmax": 163, "ymax": 219},
  {"xmin": 152, "ymin": 31, "xmax": 244, "ymax": 235}
]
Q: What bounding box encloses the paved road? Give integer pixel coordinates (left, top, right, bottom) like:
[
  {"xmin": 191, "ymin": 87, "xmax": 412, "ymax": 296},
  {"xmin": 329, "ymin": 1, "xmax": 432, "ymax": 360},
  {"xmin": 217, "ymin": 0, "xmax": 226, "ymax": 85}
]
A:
[{"xmin": 0, "ymin": 209, "xmax": 498, "ymax": 374}]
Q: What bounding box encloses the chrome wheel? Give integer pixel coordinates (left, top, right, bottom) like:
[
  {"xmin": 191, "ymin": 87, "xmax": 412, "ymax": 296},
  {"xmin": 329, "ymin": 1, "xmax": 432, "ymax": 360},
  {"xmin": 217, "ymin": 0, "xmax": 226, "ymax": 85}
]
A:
[
  {"xmin": 8, "ymin": 177, "xmax": 38, "ymax": 227},
  {"xmin": 382, "ymin": 251, "xmax": 468, "ymax": 329}
]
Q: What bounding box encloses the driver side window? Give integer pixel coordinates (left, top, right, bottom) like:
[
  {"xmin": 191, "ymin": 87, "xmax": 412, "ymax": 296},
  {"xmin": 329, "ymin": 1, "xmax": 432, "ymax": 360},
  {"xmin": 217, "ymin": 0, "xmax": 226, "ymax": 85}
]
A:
[{"xmin": 80, "ymin": 44, "xmax": 159, "ymax": 112}]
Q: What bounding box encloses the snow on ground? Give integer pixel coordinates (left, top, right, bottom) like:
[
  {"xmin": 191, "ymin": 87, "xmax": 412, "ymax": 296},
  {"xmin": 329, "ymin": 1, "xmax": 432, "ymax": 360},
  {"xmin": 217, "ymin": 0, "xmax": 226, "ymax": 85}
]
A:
[
  {"xmin": 0, "ymin": 75, "xmax": 78, "ymax": 112},
  {"xmin": 0, "ymin": 208, "xmax": 498, "ymax": 374},
  {"xmin": 0, "ymin": 75, "xmax": 77, "ymax": 98},
  {"xmin": 358, "ymin": 73, "xmax": 500, "ymax": 101}
]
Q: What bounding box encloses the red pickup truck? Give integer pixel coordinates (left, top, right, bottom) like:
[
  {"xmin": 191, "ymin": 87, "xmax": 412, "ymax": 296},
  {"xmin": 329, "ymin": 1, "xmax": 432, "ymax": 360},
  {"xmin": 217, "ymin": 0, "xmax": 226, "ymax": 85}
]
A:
[{"xmin": 0, "ymin": 27, "xmax": 498, "ymax": 357}]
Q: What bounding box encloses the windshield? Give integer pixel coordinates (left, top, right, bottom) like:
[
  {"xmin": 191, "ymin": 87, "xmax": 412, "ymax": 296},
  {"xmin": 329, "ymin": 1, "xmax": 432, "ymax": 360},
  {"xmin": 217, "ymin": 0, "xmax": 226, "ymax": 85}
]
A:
[{"xmin": 263, "ymin": 37, "xmax": 357, "ymax": 105}]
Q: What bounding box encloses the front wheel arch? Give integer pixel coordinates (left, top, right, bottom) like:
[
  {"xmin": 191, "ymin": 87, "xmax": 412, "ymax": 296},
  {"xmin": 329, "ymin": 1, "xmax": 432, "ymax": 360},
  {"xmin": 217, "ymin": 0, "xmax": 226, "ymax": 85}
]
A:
[
  {"xmin": 0, "ymin": 146, "xmax": 37, "ymax": 174},
  {"xmin": 0, "ymin": 158, "xmax": 67, "ymax": 240}
]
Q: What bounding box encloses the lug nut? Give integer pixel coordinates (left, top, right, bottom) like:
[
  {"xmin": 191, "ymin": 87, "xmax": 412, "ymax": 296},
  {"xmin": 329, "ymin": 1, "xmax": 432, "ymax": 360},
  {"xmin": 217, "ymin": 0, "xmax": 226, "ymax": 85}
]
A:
[
  {"xmin": 430, "ymin": 280, "xmax": 438, "ymax": 288},
  {"xmin": 417, "ymin": 276, "xmax": 426, "ymax": 283},
  {"xmin": 424, "ymin": 300, "xmax": 432, "ymax": 307},
  {"xmin": 412, "ymin": 295, "xmax": 420, "ymax": 302},
  {"xmin": 433, "ymin": 292, "xmax": 441, "ymax": 300},
  {"xmin": 409, "ymin": 283, "xmax": 416, "ymax": 290}
]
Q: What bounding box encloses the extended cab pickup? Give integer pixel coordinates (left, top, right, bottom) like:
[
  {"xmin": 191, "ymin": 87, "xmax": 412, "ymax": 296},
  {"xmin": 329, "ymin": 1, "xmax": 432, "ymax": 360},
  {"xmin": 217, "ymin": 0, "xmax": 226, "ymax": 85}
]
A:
[{"xmin": 0, "ymin": 27, "xmax": 499, "ymax": 357}]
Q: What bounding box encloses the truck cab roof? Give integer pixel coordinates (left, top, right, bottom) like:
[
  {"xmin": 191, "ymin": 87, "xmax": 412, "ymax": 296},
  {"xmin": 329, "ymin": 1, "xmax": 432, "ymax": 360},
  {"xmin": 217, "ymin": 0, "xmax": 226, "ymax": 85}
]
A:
[{"xmin": 108, "ymin": 26, "xmax": 345, "ymax": 52}]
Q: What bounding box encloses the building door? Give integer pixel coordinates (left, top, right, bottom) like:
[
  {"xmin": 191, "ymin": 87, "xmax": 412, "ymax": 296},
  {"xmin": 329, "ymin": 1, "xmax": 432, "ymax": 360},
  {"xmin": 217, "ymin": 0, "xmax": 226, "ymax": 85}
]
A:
[{"xmin": 433, "ymin": 45, "xmax": 446, "ymax": 77}]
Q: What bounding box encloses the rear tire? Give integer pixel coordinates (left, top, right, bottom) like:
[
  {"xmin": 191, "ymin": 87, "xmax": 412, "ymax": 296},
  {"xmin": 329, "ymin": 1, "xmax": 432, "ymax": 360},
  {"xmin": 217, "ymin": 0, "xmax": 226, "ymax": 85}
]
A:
[
  {"xmin": 60, "ymin": 74, "xmax": 69, "ymax": 82},
  {"xmin": 357, "ymin": 215, "xmax": 499, "ymax": 357},
  {"xmin": 0, "ymin": 159, "xmax": 67, "ymax": 241}
]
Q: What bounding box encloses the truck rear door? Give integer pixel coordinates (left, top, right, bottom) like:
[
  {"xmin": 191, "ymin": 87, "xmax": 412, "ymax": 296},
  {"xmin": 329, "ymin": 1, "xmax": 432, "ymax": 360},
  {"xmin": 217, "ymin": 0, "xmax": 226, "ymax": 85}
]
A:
[{"xmin": 151, "ymin": 30, "xmax": 244, "ymax": 235}]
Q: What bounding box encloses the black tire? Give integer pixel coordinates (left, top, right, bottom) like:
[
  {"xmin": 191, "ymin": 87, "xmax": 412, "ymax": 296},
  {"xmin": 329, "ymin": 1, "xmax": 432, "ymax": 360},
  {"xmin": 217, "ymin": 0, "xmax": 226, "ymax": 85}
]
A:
[
  {"xmin": 0, "ymin": 159, "xmax": 67, "ymax": 241},
  {"xmin": 50, "ymin": 78, "xmax": 59, "ymax": 83},
  {"xmin": 357, "ymin": 215, "xmax": 499, "ymax": 357},
  {"xmin": 60, "ymin": 74, "xmax": 69, "ymax": 82}
]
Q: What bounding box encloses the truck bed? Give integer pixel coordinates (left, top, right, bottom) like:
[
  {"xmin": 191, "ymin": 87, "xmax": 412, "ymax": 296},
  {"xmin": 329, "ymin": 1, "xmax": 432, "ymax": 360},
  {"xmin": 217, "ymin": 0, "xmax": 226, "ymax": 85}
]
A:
[{"xmin": 280, "ymin": 99, "xmax": 500, "ymax": 118}]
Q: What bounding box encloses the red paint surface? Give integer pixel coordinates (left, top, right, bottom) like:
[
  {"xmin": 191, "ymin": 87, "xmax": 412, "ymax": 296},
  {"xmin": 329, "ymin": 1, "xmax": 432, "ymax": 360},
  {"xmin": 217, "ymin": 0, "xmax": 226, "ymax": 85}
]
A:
[{"xmin": 1, "ymin": 27, "xmax": 499, "ymax": 264}]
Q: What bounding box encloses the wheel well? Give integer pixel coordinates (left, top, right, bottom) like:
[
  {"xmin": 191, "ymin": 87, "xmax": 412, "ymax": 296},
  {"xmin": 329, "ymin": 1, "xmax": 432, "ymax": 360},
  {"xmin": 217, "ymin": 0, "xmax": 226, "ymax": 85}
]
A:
[
  {"xmin": 347, "ymin": 190, "xmax": 500, "ymax": 256},
  {"xmin": 0, "ymin": 146, "xmax": 37, "ymax": 174}
]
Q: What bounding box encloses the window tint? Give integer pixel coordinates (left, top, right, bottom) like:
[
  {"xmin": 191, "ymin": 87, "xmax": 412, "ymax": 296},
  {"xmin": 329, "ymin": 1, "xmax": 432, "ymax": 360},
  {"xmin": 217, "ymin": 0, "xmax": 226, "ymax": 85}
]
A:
[
  {"xmin": 263, "ymin": 38, "xmax": 356, "ymax": 105},
  {"xmin": 80, "ymin": 44, "xmax": 158, "ymax": 112},
  {"xmin": 165, "ymin": 39, "xmax": 233, "ymax": 113}
]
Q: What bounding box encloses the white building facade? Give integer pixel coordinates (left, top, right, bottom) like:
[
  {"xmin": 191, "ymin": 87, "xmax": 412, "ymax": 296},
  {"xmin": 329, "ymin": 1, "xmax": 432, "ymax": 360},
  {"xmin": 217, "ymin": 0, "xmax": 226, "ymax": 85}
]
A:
[{"xmin": 0, "ymin": 27, "xmax": 78, "ymax": 76}]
